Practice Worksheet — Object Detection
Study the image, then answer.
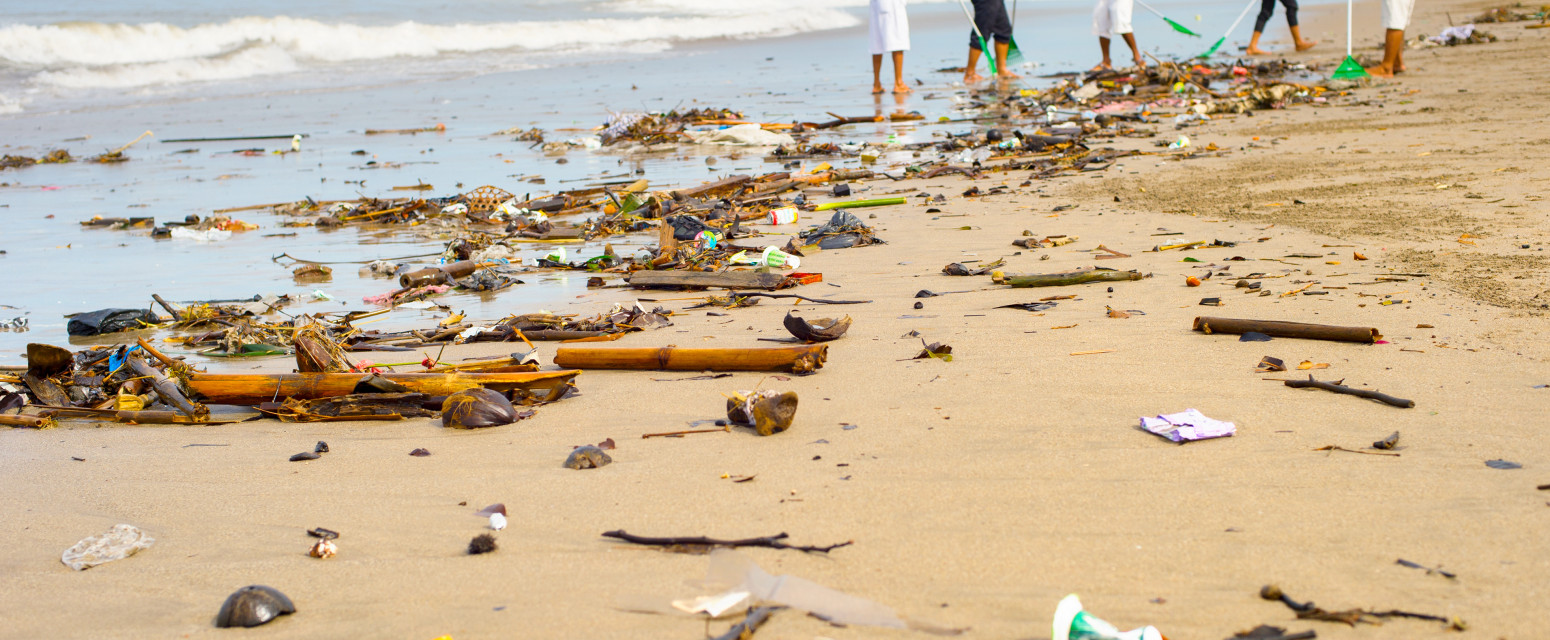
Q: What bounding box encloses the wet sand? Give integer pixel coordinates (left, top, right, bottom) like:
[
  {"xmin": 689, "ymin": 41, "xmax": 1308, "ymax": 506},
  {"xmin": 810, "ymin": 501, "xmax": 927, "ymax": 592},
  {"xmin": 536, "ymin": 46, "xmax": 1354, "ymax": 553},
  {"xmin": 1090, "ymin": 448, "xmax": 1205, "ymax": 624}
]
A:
[{"xmin": 3, "ymin": 0, "xmax": 1550, "ymax": 638}]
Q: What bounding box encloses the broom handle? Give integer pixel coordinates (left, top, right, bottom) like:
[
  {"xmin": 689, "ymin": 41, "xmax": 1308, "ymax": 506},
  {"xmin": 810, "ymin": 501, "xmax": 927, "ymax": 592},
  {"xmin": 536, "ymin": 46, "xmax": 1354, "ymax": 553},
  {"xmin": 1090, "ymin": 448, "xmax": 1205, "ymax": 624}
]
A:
[
  {"xmin": 1223, "ymin": 0, "xmax": 1258, "ymax": 39},
  {"xmin": 1346, "ymin": 0, "xmax": 1353, "ymax": 56},
  {"xmin": 1135, "ymin": 0, "xmax": 1169, "ymax": 20}
]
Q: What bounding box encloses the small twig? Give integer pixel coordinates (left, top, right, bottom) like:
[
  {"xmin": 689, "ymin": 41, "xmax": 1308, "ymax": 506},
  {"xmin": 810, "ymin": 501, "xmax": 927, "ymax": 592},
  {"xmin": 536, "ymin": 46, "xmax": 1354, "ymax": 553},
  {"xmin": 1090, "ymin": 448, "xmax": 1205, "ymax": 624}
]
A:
[
  {"xmin": 1396, "ymin": 558, "xmax": 1457, "ymax": 579},
  {"xmin": 710, "ymin": 607, "xmax": 784, "ymax": 640},
  {"xmin": 601, "ymin": 530, "xmax": 853, "ymax": 554},
  {"xmin": 1285, "ymin": 376, "xmax": 1414, "ymax": 408},
  {"xmin": 1314, "ymin": 445, "xmax": 1401, "ymax": 457},
  {"xmin": 641, "ymin": 426, "xmax": 729, "ymax": 439},
  {"xmin": 733, "ymin": 293, "xmax": 871, "ymax": 305}
]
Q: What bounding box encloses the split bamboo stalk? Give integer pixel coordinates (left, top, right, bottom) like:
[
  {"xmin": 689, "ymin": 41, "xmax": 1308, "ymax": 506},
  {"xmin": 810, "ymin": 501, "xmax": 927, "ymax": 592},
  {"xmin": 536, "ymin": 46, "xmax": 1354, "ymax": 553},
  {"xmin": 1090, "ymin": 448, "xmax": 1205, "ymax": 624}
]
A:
[
  {"xmin": 553, "ymin": 344, "xmax": 826, "ymax": 373},
  {"xmin": 186, "ymin": 370, "xmax": 579, "ymax": 405},
  {"xmin": 127, "ymin": 353, "xmax": 209, "ymax": 421}
]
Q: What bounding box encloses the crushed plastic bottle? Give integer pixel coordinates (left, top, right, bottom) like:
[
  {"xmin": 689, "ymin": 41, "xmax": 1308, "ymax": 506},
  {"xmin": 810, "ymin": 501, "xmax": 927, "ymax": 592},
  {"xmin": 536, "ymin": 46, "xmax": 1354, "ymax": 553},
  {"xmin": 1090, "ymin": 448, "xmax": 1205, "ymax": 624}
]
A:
[
  {"xmin": 61, "ymin": 524, "xmax": 155, "ymax": 571},
  {"xmin": 1168, "ymin": 135, "xmax": 1191, "ymax": 149}
]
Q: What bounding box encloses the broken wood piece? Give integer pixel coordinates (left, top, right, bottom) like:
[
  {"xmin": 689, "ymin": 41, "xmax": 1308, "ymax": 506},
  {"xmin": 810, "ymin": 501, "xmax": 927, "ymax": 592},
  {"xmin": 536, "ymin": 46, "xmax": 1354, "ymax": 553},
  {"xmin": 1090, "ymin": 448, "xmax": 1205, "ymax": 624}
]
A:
[
  {"xmin": 268, "ymin": 393, "xmax": 433, "ymax": 422},
  {"xmin": 1193, "ymin": 317, "xmax": 1381, "ymax": 343},
  {"xmin": 627, "ymin": 270, "xmax": 786, "ymax": 291},
  {"xmin": 554, "ymin": 344, "xmax": 826, "ymax": 374},
  {"xmin": 186, "ymin": 370, "xmax": 579, "ymax": 405},
  {"xmin": 995, "ymin": 269, "xmax": 1144, "ymax": 288},
  {"xmin": 600, "ymin": 530, "xmax": 853, "ymax": 554},
  {"xmin": 1285, "ymin": 376, "xmax": 1413, "ymax": 408},
  {"xmin": 1070, "ymin": 349, "xmax": 1116, "ymax": 356}
]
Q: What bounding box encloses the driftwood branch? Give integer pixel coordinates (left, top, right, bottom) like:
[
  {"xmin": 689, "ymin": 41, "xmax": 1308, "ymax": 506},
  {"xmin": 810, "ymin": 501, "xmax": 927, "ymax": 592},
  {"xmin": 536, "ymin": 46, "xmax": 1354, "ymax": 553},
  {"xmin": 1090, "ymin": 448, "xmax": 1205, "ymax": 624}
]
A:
[
  {"xmin": 600, "ymin": 530, "xmax": 853, "ymax": 554},
  {"xmin": 127, "ymin": 353, "xmax": 209, "ymax": 421},
  {"xmin": 1286, "ymin": 376, "xmax": 1414, "ymax": 408},
  {"xmin": 732, "ymin": 293, "xmax": 871, "ymax": 305}
]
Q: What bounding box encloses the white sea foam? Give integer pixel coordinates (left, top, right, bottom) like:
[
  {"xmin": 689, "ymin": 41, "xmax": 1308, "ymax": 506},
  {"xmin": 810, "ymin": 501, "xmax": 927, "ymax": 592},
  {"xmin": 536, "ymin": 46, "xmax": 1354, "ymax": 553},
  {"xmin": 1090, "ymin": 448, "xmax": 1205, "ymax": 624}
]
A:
[
  {"xmin": 0, "ymin": 92, "xmax": 22, "ymax": 114},
  {"xmin": 0, "ymin": 8, "xmax": 862, "ymax": 90}
]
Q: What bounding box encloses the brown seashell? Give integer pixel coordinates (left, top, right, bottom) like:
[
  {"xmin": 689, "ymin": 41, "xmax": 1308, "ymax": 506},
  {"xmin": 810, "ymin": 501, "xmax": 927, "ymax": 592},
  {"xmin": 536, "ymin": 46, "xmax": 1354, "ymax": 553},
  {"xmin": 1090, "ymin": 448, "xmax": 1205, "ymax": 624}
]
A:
[{"xmin": 215, "ymin": 585, "xmax": 295, "ymax": 628}]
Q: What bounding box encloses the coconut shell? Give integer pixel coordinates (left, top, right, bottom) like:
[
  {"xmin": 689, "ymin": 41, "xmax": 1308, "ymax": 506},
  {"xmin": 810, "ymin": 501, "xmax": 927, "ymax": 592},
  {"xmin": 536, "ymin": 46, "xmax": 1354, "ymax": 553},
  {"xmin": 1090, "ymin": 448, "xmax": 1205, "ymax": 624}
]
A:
[
  {"xmin": 215, "ymin": 585, "xmax": 295, "ymax": 628},
  {"xmin": 782, "ymin": 312, "xmax": 852, "ymax": 342},
  {"xmin": 440, "ymin": 388, "xmax": 518, "ymax": 429}
]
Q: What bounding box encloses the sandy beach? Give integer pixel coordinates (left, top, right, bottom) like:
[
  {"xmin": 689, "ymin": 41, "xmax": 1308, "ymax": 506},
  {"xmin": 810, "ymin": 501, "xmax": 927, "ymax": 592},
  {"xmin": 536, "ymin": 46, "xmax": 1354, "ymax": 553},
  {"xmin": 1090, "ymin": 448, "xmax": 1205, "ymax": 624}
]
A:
[{"xmin": 3, "ymin": 0, "xmax": 1549, "ymax": 638}]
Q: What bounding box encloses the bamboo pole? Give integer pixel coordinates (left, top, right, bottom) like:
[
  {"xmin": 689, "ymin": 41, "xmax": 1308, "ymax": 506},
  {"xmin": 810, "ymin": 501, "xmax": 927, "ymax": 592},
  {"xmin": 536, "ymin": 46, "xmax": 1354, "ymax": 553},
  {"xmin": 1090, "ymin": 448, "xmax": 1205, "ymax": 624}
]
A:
[
  {"xmin": 1192, "ymin": 317, "xmax": 1381, "ymax": 343},
  {"xmin": 553, "ymin": 344, "xmax": 826, "ymax": 373},
  {"xmin": 186, "ymin": 370, "xmax": 579, "ymax": 405}
]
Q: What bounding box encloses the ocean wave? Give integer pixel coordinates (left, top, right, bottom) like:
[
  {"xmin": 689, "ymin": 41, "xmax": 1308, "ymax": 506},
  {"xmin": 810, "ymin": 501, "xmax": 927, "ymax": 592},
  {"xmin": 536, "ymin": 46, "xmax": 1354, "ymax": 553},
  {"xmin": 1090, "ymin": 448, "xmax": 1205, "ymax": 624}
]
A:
[
  {"xmin": 0, "ymin": 9, "xmax": 861, "ymax": 89},
  {"xmin": 0, "ymin": 91, "xmax": 21, "ymax": 114}
]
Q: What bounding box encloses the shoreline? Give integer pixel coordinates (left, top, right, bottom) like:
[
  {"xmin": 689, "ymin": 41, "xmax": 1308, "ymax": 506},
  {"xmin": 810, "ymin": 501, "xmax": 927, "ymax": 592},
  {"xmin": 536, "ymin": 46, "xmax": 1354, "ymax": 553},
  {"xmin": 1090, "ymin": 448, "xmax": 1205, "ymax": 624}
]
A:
[{"xmin": 4, "ymin": 0, "xmax": 1550, "ymax": 638}]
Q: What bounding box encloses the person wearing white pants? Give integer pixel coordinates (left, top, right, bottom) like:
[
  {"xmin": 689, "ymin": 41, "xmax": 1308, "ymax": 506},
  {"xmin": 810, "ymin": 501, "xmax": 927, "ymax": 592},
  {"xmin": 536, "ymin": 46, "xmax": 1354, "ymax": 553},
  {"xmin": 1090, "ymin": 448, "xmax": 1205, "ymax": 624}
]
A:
[
  {"xmin": 869, "ymin": 0, "xmax": 912, "ymax": 94},
  {"xmin": 1091, "ymin": 0, "xmax": 1145, "ymax": 71},
  {"xmin": 1367, "ymin": 0, "xmax": 1415, "ymax": 76}
]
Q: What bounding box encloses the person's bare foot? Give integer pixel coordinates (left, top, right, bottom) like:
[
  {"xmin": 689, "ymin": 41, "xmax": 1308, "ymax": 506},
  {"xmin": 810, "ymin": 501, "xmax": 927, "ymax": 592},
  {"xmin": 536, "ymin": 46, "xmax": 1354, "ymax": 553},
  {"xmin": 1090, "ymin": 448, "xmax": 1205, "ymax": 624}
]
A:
[
  {"xmin": 1364, "ymin": 64, "xmax": 1394, "ymax": 77},
  {"xmin": 1134, "ymin": 59, "xmax": 1148, "ymax": 71},
  {"xmin": 872, "ymin": 83, "xmax": 886, "ymax": 94},
  {"xmin": 892, "ymin": 82, "xmax": 913, "ymax": 94},
  {"xmin": 1394, "ymin": 61, "xmax": 1407, "ymax": 73},
  {"xmin": 996, "ymin": 70, "xmax": 1022, "ymax": 80},
  {"xmin": 963, "ymin": 71, "xmax": 985, "ymax": 84},
  {"xmin": 1294, "ymin": 39, "xmax": 1318, "ymax": 51},
  {"xmin": 1089, "ymin": 62, "xmax": 1112, "ymax": 73},
  {"xmin": 1245, "ymin": 46, "xmax": 1271, "ymax": 55}
]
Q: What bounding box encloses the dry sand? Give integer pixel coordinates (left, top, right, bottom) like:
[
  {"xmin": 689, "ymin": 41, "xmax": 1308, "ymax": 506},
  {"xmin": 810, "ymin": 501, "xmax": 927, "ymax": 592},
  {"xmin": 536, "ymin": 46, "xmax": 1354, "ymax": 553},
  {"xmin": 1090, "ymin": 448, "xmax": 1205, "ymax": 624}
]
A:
[{"xmin": 3, "ymin": 0, "xmax": 1549, "ymax": 638}]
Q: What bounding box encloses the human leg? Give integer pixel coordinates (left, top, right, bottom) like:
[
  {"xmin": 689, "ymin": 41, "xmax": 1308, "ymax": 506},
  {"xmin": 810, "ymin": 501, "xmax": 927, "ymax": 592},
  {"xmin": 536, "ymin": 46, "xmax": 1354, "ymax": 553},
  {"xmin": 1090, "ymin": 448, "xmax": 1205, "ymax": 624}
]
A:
[
  {"xmin": 891, "ymin": 51, "xmax": 911, "ymax": 93},
  {"xmin": 1122, "ymin": 32, "xmax": 1145, "ymax": 69},
  {"xmin": 872, "ymin": 54, "xmax": 885, "ymax": 93},
  {"xmin": 1092, "ymin": 0, "xmax": 1115, "ymax": 70},
  {"xmin": 1283, "ymin": 0, "xmax": 1317, "ymax": 50},
  {"xmin": 965, "ymin": 46, "xmax": 985, "ymax": 83},
  {"xmin": 1368, "ymin": 0, "xmax": 1413, "ymax": 76}
]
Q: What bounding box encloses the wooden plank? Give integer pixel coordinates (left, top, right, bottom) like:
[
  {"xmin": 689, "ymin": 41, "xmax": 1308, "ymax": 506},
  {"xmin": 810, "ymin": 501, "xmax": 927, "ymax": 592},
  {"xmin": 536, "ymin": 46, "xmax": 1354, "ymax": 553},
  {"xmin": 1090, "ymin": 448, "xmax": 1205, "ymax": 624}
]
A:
[{"xmin": 627, "ymin": 270, "xmax": 785, "ymax": 291}]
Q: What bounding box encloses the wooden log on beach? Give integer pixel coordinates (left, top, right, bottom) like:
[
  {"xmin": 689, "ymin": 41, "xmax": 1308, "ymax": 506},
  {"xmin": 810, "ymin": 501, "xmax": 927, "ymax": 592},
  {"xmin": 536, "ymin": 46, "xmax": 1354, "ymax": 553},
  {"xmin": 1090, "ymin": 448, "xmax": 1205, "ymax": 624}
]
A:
[
  {"xmin": 1192, "ymin": 317, "xmax": 1381, "ymax": 343},
  {"xmin": 628, "ymin": 270, "xmax": 785, "ymax": 291},
  {"xmin": 553, "ymin": 344, "xmax": 825, "ymax": 373},
  {"xmin": 186, "ymin": 370, "xmax": 579, "ymax": 405},
  {"xmin": 997, "ymin": 270, "xmax": 1144, "ymax": 288}
]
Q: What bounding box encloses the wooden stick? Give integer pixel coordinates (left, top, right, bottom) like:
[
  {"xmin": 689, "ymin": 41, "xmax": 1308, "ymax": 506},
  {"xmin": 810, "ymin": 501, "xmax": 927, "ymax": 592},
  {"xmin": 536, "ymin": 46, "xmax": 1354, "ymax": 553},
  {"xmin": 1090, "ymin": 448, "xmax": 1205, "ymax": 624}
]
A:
[
  {"xmin": 127, "ymin": 353, "xmax": 208, "ymax": 421},
  {"xmin": 999, "ymin": 270, "xmax": 1144, "ymax": 288},
  {"xmin": 1286, "ymin": 376, "xmax": 1414, "ymax": 408},
  {"xmin": 136, "ymin": 338, "xmax": 184, "ymax": 369},
  {"xmin": 710, "ymin": 607, "xmax": 784, "ymax": 640},
  {"xmin": 1314, "ymin": 445, "xmax": 1401, "ymax": 457},
  {"xmin": 642, "ymin": 426, "xmax": 729, "ymax": 439},
  {"xmin": 110, "ymin": 130, "xmax": 154, "ymax": 155},
  {"xmin": 1193, "ymin": 317, "xmax": 1381, "ymax": 343},
  {"xmin": 554, "ymin": 344, "xmax": 826, "ymax": 373},
  {"xmin": 1070, "ymin": 349, "xmax": 1116, "ymax": 356},
  {"xmin": 601, "ymin": 530, "xmax": 853, "ymax": 554},
  {"xmin": 152, "ymin": 294, "xmax": 181, "ymax": 318}
]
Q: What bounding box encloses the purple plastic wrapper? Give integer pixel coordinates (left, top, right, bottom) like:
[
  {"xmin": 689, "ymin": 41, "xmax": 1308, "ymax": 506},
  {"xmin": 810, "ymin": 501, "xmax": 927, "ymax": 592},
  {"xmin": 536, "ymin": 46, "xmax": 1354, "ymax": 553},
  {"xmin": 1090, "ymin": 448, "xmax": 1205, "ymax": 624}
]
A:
[{"xmin": 1139, "ymin": 408, "xmax": 1236, "ymax": 443}]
